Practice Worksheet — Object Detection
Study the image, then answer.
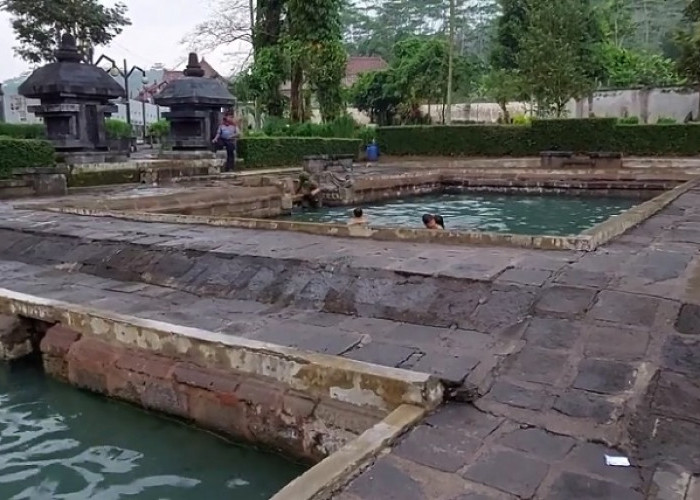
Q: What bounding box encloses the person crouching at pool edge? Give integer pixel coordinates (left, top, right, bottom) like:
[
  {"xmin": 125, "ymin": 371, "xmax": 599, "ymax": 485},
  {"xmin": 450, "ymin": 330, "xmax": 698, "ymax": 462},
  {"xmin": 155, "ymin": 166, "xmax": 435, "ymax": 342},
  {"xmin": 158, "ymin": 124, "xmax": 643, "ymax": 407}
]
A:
[
  {"xmin": 348, "ymin": 208, "xmax": 368, "ymax": 226},
  {"xmin": 297, "ymin": 173, "xmax": 322, "ymax": 209},
  {"xmin": 422, "ymin": 213, "xmax": 445, "ymax": 230}
]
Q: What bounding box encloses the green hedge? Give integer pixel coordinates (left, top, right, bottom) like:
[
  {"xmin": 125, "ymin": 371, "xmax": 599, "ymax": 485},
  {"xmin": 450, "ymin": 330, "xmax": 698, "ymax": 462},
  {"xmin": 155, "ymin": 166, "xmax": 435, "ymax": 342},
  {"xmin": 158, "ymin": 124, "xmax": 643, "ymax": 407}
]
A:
[
  {"xmin": 0, "ymin": 138, "xmax": 55, "ymax": 178},
  {"xmin": 67, "ymin": 169, "xmax": 140, "ymax": 188},
  {"xmin": 238, "ymin": 137, "xmax": 362, "ymax": 168},
  {"xmin": 377, "ymin": 120, "xmax": 700, "ymax": 157},
  {"xmin": 0, "ymin": 123, "xmax": 46, "ymax": 139}
]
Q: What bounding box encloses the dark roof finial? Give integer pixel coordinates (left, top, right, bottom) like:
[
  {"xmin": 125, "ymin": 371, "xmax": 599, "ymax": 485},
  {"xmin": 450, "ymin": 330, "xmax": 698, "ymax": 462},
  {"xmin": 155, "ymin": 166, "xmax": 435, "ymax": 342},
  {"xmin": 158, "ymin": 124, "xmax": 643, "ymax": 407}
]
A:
[
  {"xmin": 183, "ymin": 52, "xmax": 205, "ymax": 77},
  {"xmin": 55, "ymin": 33, "xmax": 82, "ymax": 63}
]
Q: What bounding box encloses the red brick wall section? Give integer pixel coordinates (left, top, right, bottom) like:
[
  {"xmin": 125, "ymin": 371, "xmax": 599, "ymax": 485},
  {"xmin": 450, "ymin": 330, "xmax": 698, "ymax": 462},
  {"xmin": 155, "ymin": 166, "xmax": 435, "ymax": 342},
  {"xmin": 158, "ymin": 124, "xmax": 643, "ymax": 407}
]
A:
[
  {"xmin": 39, "ymin": 325, "xmax": 359, "ymax": 463},
  {"xmin": 40, "ymin": 324, "xmax": 82, "ymax": 380}
]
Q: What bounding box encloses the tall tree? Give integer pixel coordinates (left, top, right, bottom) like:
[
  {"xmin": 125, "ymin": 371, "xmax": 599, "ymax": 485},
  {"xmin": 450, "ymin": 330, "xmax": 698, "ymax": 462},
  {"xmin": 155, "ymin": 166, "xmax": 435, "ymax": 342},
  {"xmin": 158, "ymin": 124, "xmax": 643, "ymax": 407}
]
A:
[
  {"xmin": 518, "ymin": 0, "xmax": 599, "ymax": 116},
  {"xmin": 490, "ymin": 0, "xmax": 526, "ymax": 71},
  {"xmin": 184, "ymin": 0, "xmax": 253, "ymax": 61},
  {"xmin": 675, "ymin": 0, "xmax": 700, "ymax": 117},
  {"xmin": 1, "ymin": 0, "xmax": 130, "ymax": 63},
  {"xmin": 286, "ymin": 0, "xmax": 346, "ymax": 121}
]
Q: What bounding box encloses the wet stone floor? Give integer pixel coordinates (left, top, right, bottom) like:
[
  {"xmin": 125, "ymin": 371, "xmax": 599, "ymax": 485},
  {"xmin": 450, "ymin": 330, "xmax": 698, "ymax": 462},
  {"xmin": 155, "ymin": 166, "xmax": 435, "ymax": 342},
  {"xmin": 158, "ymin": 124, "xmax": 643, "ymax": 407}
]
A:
[{"xmin": 0, "ymin": 183, "xmax": 698, "ymax": 499}]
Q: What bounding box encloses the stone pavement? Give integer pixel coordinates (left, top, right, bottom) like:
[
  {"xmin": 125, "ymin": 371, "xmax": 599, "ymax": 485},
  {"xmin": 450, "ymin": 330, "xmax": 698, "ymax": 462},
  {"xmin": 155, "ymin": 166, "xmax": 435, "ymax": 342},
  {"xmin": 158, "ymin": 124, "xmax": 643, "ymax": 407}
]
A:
[{"xmin": 0, "ymin": 184, "xmax": 698, "ymax": 498}]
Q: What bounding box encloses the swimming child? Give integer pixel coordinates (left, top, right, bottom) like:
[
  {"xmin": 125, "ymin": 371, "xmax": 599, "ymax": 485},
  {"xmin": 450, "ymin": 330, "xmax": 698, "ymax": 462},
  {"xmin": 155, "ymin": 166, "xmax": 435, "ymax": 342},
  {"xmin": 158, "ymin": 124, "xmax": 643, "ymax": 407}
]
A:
[
  {"xmin": 422, "ymin": 213, "xmax": 445, "ymax": 230},
  {"xmin": 348, "ymin": 207, "xmax": 368, "ymax": 226}
]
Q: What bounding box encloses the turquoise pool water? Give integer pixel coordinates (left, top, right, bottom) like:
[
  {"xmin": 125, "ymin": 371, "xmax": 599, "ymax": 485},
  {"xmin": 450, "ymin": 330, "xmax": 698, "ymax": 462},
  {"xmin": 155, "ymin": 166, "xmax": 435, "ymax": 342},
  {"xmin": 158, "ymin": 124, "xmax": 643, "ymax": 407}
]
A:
[
  {"xmin": 0, "ymin": 362, "xmax": 305, "ymax": 499},
  {"xmin": 286, "ymin": 192, "xmax": 641, "ymax": 236}
]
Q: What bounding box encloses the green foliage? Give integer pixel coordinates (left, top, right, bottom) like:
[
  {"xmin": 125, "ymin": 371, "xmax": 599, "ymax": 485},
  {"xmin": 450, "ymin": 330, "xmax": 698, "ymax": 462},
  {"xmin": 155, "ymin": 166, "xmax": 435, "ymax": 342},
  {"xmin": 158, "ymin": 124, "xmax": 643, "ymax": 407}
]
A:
[
  {"xmin": 356, "ymin": 126, "xmax": 376, "ymax": 145},
  {"xmin": 246, "ymin": 46, "xmax": 289, "ymax": 117},
  {"xmin": 598, "ymin": 43, "xmax": 682, "ymax": 87},
  {"xmin": 350, "ymin": 70, "xmax": 401, "ymax": 126},
  {"xmin": 618, "ymin": 116, "xmax": 640, "ymax": 124},
  {"xmin": 0, "ymin": 0, "xmax": 130, "ymax": 63},
  {"xmin": 378, "ymin": 124, "xmax": 535, "ymax": 156},
  {"xmin": 491, "ymin": 0, "xmax": 527, "ymax": 70},
  {"xmin": 0, "ymin": 122, "xmax": 46, "ymax": 139},
  {"xmin": 238, "ymin": 137, "xmax": 361, "ymax": 167},
  {"xmin": 482, "ymin": 68, "xmax": 523, "ymax": 120},
  {"xmin": 105, "ymin": 119, "xmax": 132, "ymax": 139},
  {"xmin": 147, "ymin": 119, "xmax": 170, "ymax": 139},
  {"xmin": 512, "ymin": 113, "xmax": 530, "ymax": 125},
  {"xmin": 0, "ymin": 138, "xmax": 55, "ymax": 177},
  {"xmin": 286, "ymin": 0, "xmax": 346, "ymax": 122},
  {"xmin": 349, "ymin": 36, "xmax": 483, "ymax": 124},
  {"xmin": 656, "ymin": 116, "xmax": 677, "ymax": 124},
  {"xmin": 518, "ymin": 0, "xmax": 599, "ymax": 117},
  {"xmin": 377, "ymin": 119, "xmax": 700, "ymax": 156},
  {"xmin": 675, "ymin": 1, "xmax": 700, "ymax": 92},
  {"xmin": 262, "ymin": 115, "xmax": 356, "ymax": 137}
]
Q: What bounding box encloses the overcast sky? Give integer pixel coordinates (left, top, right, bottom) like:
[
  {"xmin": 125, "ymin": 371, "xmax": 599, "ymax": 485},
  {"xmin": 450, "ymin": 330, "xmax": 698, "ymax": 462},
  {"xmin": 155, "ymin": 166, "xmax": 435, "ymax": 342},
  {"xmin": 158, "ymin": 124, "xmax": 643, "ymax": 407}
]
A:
[{"xmin": 0, "ymin": 0, "xmax": 247, "ymax": 81}]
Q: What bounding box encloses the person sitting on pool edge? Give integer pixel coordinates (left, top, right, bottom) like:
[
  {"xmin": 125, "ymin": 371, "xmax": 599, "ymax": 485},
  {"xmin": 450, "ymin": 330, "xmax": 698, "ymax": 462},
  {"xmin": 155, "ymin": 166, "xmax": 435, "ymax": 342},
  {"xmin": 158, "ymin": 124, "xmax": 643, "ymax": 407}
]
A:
[
  {"xmin": 297, "ymin": 173, "xmax": 322, "ymax": 209},
  {"xmin": 348, "ymin": 207, "xmax": 368, "ymax": 226},
  {"xmin": 422, "ymin": 213, "xmax": 445, "ymax": 230}
]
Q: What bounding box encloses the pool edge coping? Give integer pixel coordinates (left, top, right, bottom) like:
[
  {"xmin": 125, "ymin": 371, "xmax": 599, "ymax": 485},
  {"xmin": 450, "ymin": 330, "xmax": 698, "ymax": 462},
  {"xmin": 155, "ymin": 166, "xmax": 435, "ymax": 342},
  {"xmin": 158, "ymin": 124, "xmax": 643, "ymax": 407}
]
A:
[
  {"xmin": 271, "ymin": 403, "xmax": 426, "ymax": 500},
  {"xmin": 38, "ymin": 178, "xmax": 698, "ymax": 251},
  {"xmin": 0, "ymin": 288, "xmax": 443, "ymax": 414}
]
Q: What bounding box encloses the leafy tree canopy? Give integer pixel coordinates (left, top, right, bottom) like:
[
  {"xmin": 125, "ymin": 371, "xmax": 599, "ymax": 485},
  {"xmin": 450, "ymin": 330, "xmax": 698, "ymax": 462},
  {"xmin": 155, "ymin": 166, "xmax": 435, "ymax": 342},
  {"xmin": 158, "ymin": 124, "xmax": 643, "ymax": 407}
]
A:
[{"xmin": 1, "ymin": 0, "xmax": 130, "ymax": 63}]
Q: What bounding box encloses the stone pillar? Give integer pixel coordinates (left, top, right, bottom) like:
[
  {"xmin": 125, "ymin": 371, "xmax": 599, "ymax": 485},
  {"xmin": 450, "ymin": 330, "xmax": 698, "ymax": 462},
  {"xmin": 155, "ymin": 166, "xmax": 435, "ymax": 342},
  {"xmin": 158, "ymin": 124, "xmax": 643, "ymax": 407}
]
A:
[
  {"xmin": 18, "ymin": 34, "xmax": 125, "ymax": 163},
  {"xmin": 154, "ymin": 53, "xmax": 235, "ymax": 151}
]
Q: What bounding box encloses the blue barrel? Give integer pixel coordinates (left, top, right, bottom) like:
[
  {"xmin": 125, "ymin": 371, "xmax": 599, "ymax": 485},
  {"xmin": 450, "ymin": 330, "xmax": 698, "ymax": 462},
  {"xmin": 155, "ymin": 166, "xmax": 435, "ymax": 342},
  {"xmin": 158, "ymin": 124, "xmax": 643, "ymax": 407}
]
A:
[{"xmin": 366, "ymin": 141, "xmax": 379, "ymax": 162}]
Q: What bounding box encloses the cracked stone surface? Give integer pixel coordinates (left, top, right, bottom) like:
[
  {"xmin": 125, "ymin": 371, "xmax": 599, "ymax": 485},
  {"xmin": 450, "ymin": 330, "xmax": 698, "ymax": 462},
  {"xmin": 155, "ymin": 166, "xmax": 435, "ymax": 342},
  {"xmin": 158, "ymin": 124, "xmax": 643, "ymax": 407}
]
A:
[{"xmin": 0, "ymin": 184, "xmax": 700, "ymax": 498}]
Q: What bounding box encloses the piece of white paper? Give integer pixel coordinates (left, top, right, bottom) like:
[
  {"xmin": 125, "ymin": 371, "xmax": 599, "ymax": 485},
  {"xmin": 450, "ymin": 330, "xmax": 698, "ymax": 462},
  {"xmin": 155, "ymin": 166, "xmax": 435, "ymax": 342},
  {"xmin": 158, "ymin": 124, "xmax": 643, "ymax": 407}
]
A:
[{"xmin": 605, "ymin": 455, "xmax": 631, "ymax": 467}]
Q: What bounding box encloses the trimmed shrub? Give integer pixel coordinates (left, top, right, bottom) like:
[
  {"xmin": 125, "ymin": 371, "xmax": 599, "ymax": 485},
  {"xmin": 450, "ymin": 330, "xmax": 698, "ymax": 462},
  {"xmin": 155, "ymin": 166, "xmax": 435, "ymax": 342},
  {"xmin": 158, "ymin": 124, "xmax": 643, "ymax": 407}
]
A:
[
  {"xmin": 105, "ymin": 119, "xmax": 133, "ymax": 139},
  {"xmin": 613, "ymin": 123, "xmax": 700, "ymax": 155},
  {"xmin": 618, "ymin": 116, "xmax": 640, "ymax": 125},
  {"xmin": 656, "ymin": 116, "xmax": 677, "ymax": 124},
  {"xmin": 377, "ymin": 125, "xmax": 535, "ymax": 156},
  {"xmin": 530, "ymin": 118, "xmax": 617, "ymax": 151},
  {"xmin": 0, "ymin": 138, "xmax": 55, "ymax": 178},
  {"xmin": 0, "ymin": 123, "xmax": 46, "ymax": 139},
  {"xmin": 238, "ymin": 137, "xmax": 362, "ymax": 168},
  {"xmin": 377, "ymin": 120, "xmax": 700, "ymax": 157}
]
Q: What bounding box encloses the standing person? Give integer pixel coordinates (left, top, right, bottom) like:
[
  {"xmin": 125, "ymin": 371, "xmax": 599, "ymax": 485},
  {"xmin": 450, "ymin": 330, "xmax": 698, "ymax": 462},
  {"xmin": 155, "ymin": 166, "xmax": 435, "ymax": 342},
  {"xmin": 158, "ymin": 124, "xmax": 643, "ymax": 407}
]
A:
[{"xmin": 212, "ymin": 114, "xmax": 239, "ymax": 172}]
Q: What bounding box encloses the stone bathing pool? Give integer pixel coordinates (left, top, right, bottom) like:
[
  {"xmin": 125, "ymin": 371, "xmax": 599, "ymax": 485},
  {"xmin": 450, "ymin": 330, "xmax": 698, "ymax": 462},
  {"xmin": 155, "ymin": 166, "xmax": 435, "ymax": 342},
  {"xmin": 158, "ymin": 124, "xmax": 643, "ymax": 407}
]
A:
[
  {"xmin": 0, "ymin": 362, "xmax": 305, "ymax": 499},
  {"xmin": 283, "ymin": 191, "xmax": 642, "ymax": 236},
  {"xmin": 37, "ymin": 166, "xmax": 694, "ymax": 251}
]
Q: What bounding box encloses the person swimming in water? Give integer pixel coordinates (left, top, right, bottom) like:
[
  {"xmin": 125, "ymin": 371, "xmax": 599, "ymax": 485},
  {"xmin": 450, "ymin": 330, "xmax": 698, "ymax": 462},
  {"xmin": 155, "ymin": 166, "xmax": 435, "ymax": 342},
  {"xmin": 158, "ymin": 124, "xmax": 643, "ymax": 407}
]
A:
[
  {"xmin": 435, "ymin": 214, "xmax": 445, "ymax": 229},
  {"xmin": 422, "ymin": 213, "xmax": 445, "ymax": 230},
  {"xmin": 348, "ymin": 207, "xmax": 368, "ymax": 226}
]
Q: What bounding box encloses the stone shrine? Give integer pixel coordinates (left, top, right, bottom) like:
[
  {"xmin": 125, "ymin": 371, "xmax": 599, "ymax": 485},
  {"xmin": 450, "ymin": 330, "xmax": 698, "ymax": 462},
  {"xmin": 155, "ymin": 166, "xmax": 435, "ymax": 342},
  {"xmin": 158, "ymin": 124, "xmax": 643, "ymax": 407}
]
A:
[
  {"xmin": 154, "ymin": 53, "xmax": 235, "ymax": 151},
  {"xmin": 18, "ymin": 34, "xmax": 125, "ymax": 163}
]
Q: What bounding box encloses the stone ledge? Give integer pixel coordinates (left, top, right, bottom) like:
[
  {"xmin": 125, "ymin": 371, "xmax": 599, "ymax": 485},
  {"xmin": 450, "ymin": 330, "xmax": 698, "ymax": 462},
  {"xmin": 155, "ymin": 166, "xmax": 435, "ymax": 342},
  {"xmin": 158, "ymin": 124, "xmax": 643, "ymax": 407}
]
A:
[
  {"xmin": 272, "ymin": 404, "xmax": 426, "ymax": 500},
  {"xmin": 0, "ymin": 287, "xmax": 443, "ymax": 414}
]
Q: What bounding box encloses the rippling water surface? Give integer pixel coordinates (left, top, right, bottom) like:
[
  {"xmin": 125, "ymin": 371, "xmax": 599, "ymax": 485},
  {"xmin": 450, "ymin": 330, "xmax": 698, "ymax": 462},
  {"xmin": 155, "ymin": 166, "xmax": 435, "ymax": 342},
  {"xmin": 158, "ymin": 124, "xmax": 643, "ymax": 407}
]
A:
[
  {"xmin": 285, "ymin": 192, "xmax": 640, "ymax": 236},
  {"xmin": 0, "ymin": 363, "xmax": 305, "ymax": 499}
]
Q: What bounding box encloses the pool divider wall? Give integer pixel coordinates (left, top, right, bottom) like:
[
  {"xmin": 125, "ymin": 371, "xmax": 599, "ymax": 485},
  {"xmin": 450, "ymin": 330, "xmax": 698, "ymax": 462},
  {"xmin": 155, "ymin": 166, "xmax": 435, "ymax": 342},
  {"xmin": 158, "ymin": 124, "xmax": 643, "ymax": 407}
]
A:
[{"xmin": 0, "ymin": 288, "xmax": 442, "ymax": 467}]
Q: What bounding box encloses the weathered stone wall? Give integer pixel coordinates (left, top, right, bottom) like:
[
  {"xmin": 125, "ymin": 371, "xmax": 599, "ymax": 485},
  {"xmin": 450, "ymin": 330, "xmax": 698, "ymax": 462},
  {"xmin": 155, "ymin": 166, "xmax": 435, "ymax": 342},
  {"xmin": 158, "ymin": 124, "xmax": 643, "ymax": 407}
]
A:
[
  {"xmin": 0, "ymin": 228, "xmax": 527, "ymax": 332},
  {"xmin": 0, "ymin": 314, "xmax": 34, "ymax": 360},
  {"xmin": 39, "ymin": 323, "xmax": 382, "ymax": 463}
]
